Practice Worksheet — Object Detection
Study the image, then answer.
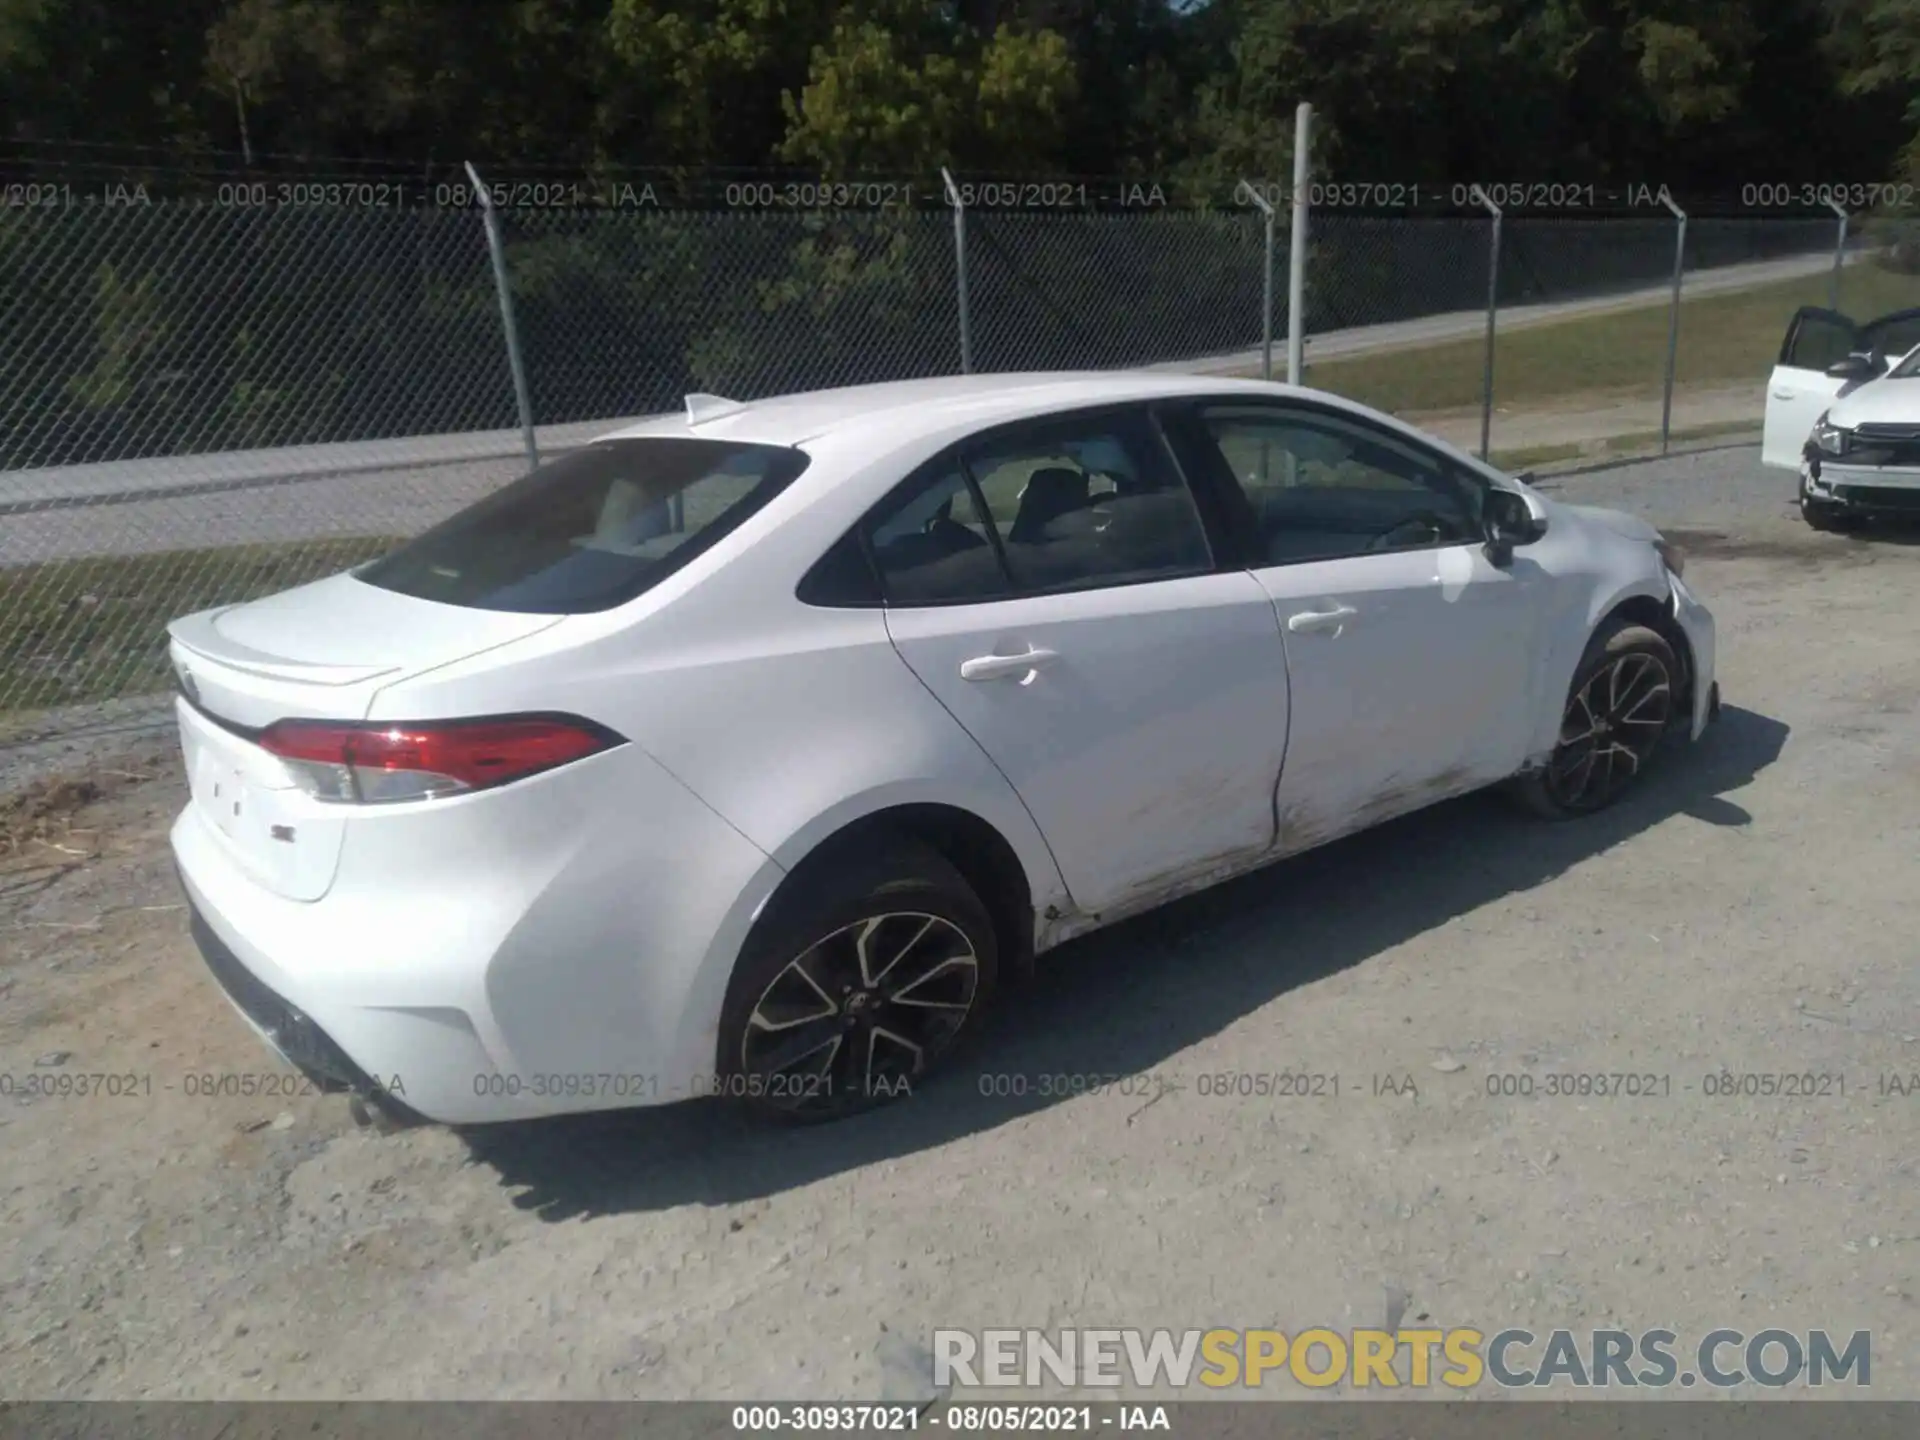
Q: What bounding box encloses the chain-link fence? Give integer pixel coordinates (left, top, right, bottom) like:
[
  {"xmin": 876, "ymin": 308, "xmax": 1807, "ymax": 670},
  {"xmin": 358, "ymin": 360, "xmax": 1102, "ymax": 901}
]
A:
[
  {"xmin": 2, "ymin": 178, "xmax": 1897, "ymax": 730},
  {"xmin": 967, "ymin": 211, "xmax": 1270, "ymax": 371},
  {"xmin": 502, "ymin": 210, "xmax": 963, "ymax": 420},
  {"xmin": 4, "ymin": 203, "xmax": 511, "ymax": 469},
  {"xmin": 1295, "ymin": 208, "xmax": 1900, "ymax": 467}
]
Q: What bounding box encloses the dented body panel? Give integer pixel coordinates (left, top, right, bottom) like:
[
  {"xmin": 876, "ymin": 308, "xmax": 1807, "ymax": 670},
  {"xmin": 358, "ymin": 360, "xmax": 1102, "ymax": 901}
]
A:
[
  {"xmin": 885, "ymin": 570, "xmax": 1290, "ymax": 922},
  {"xmin": 1254, "ymin": 540, "xmax": 1543, "ymax": 853}
]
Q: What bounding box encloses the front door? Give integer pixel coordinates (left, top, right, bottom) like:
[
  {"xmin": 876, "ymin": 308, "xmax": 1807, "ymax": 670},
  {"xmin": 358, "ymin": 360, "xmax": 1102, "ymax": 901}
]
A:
[
  {"xmin": 1763, "ymin": 307, "xmax": 1859, "ymax": 468},
  {"xmin": 1169, "ymin": 400, "xmax": 1546, "ymax": 853}
]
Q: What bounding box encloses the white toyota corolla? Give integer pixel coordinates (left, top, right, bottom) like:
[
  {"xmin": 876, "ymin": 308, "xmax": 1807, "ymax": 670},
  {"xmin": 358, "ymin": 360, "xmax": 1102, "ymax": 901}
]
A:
[{"xmin": 168, "ymin": 373, "xmax": 1718, "ymax": 1126}]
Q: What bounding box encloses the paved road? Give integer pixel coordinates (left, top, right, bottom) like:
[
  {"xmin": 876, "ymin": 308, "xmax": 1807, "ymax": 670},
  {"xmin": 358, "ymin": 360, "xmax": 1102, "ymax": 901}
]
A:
[
  {"xmin": 1157, "ymin": 249, "xmax": 1854, "ymax": 376},
  {"xmin": 0, "ymin": 252, "xmax": 1847, "ymax": 566}
]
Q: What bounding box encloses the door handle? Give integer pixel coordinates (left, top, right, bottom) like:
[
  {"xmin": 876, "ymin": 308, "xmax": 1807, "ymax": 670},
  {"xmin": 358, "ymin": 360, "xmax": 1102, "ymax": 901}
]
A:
[
  {"xmin": 1771, "ymin": 388, "xmax": 1796, "ymax": 400},
  {"xmin": 1287, "ymin": 605, "xmax": 1357, "ymax": 635},
  {"xmin": 960, "ymin": 647, "xmax": 1059, "ymax": 681}
]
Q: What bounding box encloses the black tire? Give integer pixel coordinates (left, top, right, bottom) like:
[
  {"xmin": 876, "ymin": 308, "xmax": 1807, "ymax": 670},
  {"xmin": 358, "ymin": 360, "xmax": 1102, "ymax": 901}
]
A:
[
  {"xmin": 716, "ymin": 836, "xmax": 998, "ymax": 1123},
  {"xmin": 1802, "ymin": 498, "xmax": 1849, "ymax": 533},
  {"xmin": 1511, "ymin": 620, "xmax": 1680, "ymax": 819}
]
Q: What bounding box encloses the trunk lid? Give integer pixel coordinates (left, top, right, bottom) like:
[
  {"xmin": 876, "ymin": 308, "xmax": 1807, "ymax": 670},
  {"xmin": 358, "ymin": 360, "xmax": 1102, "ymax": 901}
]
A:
[{"xmin": 168, "ymin": 572, "xmax": 564, "ymax": 901}]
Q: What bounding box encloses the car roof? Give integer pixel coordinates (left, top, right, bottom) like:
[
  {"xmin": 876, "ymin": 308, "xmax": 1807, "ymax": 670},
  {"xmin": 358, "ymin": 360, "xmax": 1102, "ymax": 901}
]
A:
[
  {"xmin": 587, "ymin": 370, "xmax": 1520, "ymax": 499},
  {"xmin": 593, "ymin": 371, "xmax": 1345, "ymax": 450}
]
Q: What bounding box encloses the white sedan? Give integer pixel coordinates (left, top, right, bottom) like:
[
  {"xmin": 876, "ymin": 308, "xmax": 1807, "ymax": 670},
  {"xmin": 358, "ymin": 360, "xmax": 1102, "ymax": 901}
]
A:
[
  {"xmin": 168, "ymin": 373, "xmax": 1718, "ymax": 1126},
  {"xmin": 1761, "ymin": 302, "xmax": 1920, "ymax": 529}
]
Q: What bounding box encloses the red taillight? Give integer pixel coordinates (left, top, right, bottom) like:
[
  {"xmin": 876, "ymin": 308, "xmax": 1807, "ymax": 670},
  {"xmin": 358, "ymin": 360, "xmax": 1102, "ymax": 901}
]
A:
[{"xmin": 257, "ymin": 715, "xmax": 622, "ymax": 804}]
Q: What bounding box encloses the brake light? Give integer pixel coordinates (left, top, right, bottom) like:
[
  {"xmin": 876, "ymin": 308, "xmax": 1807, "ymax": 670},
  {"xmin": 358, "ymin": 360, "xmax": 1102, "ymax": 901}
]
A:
[{"xmin": 256, "ymin": 715, "xmax": 622, "ymax": 804}]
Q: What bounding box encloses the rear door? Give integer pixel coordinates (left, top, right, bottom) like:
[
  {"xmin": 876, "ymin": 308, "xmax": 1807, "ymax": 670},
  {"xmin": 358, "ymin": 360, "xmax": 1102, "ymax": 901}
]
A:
[
  {"xmin": 874, "ymin": 406, "xmax": 1293, "ymax": 921},
  {"xmin": 1762, "ymin": 307, "xmax": 1857, "ymax": 468}
]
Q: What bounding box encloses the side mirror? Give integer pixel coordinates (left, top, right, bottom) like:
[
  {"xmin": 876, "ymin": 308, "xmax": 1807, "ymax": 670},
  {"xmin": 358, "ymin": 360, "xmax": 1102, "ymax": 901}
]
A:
[
  {"xmin": 1827, "ymin": 353, "xmax": 1875, "ymax": 381},
  {"xmin": 1483, "ymin": 488, "xmax": 1547, "ymax": 568}
]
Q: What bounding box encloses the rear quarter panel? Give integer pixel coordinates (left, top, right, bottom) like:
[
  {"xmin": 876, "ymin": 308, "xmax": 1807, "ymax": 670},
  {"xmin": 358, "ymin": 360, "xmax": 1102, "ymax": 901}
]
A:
[{"xmin": 364, "ymin": 434, "xmax": 1070, "ymax": 1007}]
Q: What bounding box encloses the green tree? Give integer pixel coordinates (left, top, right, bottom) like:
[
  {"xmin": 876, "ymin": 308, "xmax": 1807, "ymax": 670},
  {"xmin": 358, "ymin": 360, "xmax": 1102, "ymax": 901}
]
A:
[
  {"xmin": 1185, "ymin": 0, "xmax": 1500, "ymax": 189},
  {"xmin": 196, "ymin": 0, "xmax": 615, "ymax": 169},
  {"xmin": 0, "ymin": 0, "xmax": 1909, "ymax": 196},
  {"xmin": 1828, "ymin": 0, "xmax": 1920, "ymax": 179},
  {"xmin": 1, "ymin": 0, "xmax": 224, "ymax": 150},
  {"xmin": 776, "ymin": 4, "xmax": 1077, "ymax": 174},
  {"xmin": 1180, "ymin": 0, "xmax": 1881, "ymax": 193},
  {"xmin": 604, "ymin": 0, "xmax": 829, "ymax": 167}
]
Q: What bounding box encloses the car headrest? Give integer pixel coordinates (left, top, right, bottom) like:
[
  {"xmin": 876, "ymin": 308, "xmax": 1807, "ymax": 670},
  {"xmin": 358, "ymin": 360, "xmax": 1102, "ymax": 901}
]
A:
[{"xmin": 1011, "ymin": 467, "xmax": 1091, "ymax": 543}]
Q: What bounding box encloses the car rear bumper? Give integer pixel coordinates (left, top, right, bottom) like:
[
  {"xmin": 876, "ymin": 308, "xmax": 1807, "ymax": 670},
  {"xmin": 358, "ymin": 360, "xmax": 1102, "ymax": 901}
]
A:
[
  {"xmin": 184, "ymin": 896, "xmax": 426, "ymax": 1126},
  {"xmin": 170, "ymin": 743, "xmax": 786, "ymax": 1126}
]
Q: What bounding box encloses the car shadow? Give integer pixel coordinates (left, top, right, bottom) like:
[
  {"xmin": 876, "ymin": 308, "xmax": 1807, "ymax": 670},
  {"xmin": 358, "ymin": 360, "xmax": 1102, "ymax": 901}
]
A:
[
  {"xmin": 1843, "ymin": 518, "xmax": 1920, "ymax": 546},
  {"xmin": 463, "ymin": 704, "xmax": 1788, "ymax": 1220}
]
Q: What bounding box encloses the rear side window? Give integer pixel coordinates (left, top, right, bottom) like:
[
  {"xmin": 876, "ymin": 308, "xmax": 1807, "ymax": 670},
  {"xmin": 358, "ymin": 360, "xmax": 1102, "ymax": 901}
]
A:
[
  {"xmin": 357, "ymin": 438, "xmax": 809, "ymax": 614},
  {"xmin": 965, "ymin": 413, "xmax": 1211, "ymax": 592},
  {"xmin": 866, "ymin": 462, "xmax": 1011, "ymax": 605},
  {"xmin": 856, "ymin": 408, "xmax": 1212, "ymax": 607},
  {"xmin": 1781, "ymin": 309, "xmax": 1859, "ymax": 372}
]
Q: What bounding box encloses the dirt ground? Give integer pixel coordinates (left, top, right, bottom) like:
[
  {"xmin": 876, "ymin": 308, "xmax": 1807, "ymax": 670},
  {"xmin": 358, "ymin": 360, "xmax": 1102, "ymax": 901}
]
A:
[{"xmin": 2, "ymin": 446, "xmax": 1917, "ymax": 1403}]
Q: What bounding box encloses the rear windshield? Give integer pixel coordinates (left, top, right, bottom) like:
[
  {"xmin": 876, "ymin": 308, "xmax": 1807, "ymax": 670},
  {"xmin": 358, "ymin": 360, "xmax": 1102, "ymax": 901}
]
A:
[{"xmin": 356, "ymin": 438, "xmax": 810, "ymax": 613}]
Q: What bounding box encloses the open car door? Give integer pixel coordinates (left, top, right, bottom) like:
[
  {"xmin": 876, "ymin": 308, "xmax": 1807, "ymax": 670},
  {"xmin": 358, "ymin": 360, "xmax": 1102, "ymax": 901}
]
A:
[
  {"xmin": 1857, "ymin": 307, "xmax": 1920, "ymax": 368},
  {"xmin": 1761, "ymin": 307, "xmax": 1857, "ymax": 468},
  {"xmin": 1762, "ymin": 306, "xmax": 1920, "ymax": 469}
]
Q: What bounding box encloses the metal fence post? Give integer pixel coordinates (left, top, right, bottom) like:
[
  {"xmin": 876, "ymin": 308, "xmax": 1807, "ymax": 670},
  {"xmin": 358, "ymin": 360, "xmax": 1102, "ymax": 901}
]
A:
[
  {"xmin": 1660, "ymin": 190, "xmax": 1688, "ymax": 455},
  {"xmin": 466, "ymin": 162, "xmax": 538, "ymax": 472},
  {"xmin": 1828, "ymin": 197, "xmax": 1850, "ymax": 311},
  {"xmin": 943, "ymin": 167, "xmax": 974, "ymax": 375},
  {"xmin": 1469, "ymin": 185, "xmax": 1501, "ymax": 461},
  {"xmin": 1286, "ymin": 103, "xmax": 1312, "ymax": 385},
  {"xmin": 1236, "ymin": 180, "xmax": 1277, "ymax": 380}
]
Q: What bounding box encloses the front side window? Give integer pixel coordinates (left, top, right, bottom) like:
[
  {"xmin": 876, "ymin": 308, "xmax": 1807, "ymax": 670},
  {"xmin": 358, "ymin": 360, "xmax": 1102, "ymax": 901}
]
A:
[
  {"xmin": 1781, "ymin": 308, "xmax": 1861, "ymax": 372},
  {"xmin": 357, "ymin": 438, "xmax": 809, "ymax": 613},
  {"xmin": 1191, "ymin": 405, "xmax": 1483, "ymax": 565}
]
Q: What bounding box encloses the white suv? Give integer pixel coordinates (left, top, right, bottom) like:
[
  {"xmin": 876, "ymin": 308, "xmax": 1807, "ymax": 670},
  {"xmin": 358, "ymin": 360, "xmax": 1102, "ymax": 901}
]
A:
[{"xmin": 1761, "ymin": 302, "xmax": 1920, "ymax": 530}]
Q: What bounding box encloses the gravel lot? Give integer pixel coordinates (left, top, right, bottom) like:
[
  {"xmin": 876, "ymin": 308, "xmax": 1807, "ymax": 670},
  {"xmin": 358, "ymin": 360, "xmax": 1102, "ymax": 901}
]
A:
[{"xmin": 2, "ymin": 443, "xmax": 1917, "ymax": 1403}]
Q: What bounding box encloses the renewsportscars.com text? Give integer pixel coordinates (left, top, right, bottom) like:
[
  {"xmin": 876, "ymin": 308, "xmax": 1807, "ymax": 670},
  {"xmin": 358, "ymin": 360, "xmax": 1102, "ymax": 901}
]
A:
[{"xmin": 932, "ymin": 1327, "xmax": 1872, "ymax": 1391}]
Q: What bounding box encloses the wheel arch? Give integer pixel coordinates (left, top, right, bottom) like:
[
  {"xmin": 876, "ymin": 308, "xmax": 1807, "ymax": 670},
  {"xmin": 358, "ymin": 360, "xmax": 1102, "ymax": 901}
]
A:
[
  {"xmin": 757, "ymin": 801, "xmax": 1044, "ymax": 983},
  {"xmin": 1528, "ymin": 579, "xmax": 1694, "ymax": 764},
  {"xmin": 1593, "ymin": 590, "xmax": 1696, "ymax": 721}
]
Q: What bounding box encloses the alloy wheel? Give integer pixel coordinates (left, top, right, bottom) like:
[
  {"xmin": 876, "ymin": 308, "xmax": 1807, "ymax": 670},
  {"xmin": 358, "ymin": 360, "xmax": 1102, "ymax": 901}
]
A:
[
  {"xmin": 741, "ymin": 911, "xmax": 980, "ymax": 1114},
  {"xmin": 1545, "ymin": 651, "xmax": 1673, "ymax": 810}
]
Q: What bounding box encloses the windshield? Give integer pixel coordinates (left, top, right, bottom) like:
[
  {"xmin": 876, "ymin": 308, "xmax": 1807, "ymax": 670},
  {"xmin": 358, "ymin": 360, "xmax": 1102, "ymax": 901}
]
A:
[{"xmin": 355, "ymin": 438, "xmax": 810, "ymax": 614}]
